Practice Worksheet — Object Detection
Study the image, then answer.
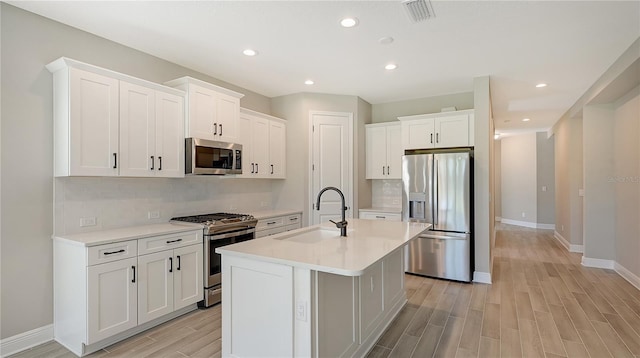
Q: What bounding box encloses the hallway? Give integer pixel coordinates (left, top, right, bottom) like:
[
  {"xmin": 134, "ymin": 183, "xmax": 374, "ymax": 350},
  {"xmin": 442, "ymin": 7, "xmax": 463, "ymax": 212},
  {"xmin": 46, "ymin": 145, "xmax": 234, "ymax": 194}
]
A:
[{"xmin": 368, "ymin": 224, "xmax": 640, "ymax": 358}]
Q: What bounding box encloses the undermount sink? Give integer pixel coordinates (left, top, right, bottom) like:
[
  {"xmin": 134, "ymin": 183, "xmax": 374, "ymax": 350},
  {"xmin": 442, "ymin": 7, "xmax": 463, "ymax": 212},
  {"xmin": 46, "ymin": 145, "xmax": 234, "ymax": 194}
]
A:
[{"xmin": 274, "ymin": 226, "xmax": 353, "ymax": 243}]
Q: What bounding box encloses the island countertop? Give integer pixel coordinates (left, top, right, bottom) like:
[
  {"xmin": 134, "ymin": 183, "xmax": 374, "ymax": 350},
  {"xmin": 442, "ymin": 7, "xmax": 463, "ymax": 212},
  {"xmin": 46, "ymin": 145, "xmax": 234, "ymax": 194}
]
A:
[{"xmin": 216, "ymin": 218, "xmax": 430, "ymax": 276}]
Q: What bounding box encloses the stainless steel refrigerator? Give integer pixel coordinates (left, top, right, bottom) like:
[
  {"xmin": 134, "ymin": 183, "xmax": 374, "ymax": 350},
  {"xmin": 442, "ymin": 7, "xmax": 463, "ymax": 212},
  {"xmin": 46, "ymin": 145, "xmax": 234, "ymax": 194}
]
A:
[{"xmin": 402, "ymin": 149, "xmax": 473, "ymax": 282}]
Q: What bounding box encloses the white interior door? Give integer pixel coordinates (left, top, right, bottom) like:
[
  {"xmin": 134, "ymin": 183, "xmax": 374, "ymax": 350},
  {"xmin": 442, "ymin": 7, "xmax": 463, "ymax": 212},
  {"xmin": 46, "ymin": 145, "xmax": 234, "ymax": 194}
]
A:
[{"xmin": 311, "ymin": 111, "xmax": 353, "ymax": 225}]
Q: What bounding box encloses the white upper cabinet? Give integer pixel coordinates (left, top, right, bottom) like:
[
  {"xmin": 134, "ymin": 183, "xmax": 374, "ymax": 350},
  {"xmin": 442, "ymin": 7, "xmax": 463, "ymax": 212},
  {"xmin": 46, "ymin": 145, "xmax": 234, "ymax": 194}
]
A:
[
  {"xmin": 164, "ymin": 77, "xmax": 244, "ymax": 143},
  {"xmin": 399, "ymin": 109, "xmax": 474, "ymax": 150},
  {"xmin": 366, "ymin": 122, "xmax": 402, "ymax": 179},
  {"xmin": 239, "ymin": 108, "xmax": 287, "ymax": 179},
  {"xmin": 47, "ymin": 58, "xmax": 185, "ymax": 178}
]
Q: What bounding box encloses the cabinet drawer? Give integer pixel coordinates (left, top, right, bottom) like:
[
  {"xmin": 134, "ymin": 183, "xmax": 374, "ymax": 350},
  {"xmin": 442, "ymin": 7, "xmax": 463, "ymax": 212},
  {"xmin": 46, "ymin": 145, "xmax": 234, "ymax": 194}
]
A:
[
  {"xmin": 256, "ymin": 227, "xmax": 283, "ymax": 238},
  {"xmin": 283, "ymin": 223, "xmax": 301, "ymax": 232},
  {"xmin": 87, "ymin": 240, "xmax": 137, "ymax": 266},
  {"xmin": 257, "ymin": 217, "xmax": 284, "ymax": 230},
  {"xmin": 359, "ymin": 212, "xmax": 402, "ymax": 221},
  {"xmin": 138, "ymin": 231, "xmax": 202, "ymax": 255},
  {"xmin": 285, "ymin": 214, "xmax": 301, "ymax": 226}
]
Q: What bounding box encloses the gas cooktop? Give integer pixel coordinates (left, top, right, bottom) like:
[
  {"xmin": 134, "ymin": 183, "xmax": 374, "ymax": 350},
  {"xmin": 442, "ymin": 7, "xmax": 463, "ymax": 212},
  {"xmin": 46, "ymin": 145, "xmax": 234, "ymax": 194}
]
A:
[{"xmin": 171, "ymin": 212, "xmax": 257, "ymax": 235}]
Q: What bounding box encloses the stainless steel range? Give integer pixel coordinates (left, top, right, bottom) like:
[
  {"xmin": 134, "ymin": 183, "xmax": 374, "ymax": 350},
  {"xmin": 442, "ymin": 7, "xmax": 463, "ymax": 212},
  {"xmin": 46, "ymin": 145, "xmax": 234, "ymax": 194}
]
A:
[{"xmin": 171, "ymin": 212, "xmax": 257, "ymax": 307}]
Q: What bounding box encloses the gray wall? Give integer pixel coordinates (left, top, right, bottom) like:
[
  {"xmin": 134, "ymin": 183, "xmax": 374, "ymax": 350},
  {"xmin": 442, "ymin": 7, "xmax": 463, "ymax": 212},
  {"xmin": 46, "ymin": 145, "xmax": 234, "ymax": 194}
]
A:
[
  {"xmin": 371, "ymin": 92, "xmax": 474, "ymax": 123},
  {"xmin": 583, "ymin": 105, "xmax": 616, "ymax": 261},
  {"xmin": 473, "ymin": 76, "xmax": 493, "ymax": 278},
  {"xmin": 500, "ymin": 133, "xmax": 538, "ymax": 224},
  {"xmin": 0, "ymin": 3, "xmax": 274, "ymax": 339},
  {"xmin": 613, "ymin": 88, "xmax": 640, "ymax": 277},
  {"xmin": 536, "ymin": 132, "xmax": 555, "ymax": 225},
  {"xmin": 271, "ymin": 93, "xmax": 371, "ymax": 227},
  {"xmin": 494, "ymin": 140, "xmax": 502, "ymax": 219}
]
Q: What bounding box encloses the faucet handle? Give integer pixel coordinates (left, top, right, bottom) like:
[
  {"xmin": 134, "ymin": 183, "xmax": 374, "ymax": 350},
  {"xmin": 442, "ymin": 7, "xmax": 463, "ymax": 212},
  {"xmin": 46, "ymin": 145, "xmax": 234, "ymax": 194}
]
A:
[{"xmin": 329, "ymin": 219, "xmax": 348, "ymax": 228}]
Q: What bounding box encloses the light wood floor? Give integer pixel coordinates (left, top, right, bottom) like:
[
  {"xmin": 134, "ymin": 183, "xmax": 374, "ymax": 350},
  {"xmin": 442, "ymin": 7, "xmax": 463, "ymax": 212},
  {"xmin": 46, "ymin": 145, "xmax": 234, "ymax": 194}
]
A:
[{"xmin": 11, "ymin": 224, "xmax": 640, "ymax": 357}]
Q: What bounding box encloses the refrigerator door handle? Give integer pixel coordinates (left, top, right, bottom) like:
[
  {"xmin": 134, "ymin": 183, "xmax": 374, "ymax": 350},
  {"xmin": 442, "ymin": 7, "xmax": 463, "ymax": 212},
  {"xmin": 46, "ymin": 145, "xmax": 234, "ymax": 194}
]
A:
[{"xmin": 434, "ymin": 159, "xmax": 438, "ymax": 225}]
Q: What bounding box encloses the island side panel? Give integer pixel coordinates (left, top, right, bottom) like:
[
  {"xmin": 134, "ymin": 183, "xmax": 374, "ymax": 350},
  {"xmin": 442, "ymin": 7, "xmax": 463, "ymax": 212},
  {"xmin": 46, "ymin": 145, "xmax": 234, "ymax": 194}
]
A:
[
  {"xmin": 221, "ymin": 256, "xmax": 294, "ymax": 357},
  {"xmin": 294, "ymin": 268, "xmax": 313, "ymax": 357}
]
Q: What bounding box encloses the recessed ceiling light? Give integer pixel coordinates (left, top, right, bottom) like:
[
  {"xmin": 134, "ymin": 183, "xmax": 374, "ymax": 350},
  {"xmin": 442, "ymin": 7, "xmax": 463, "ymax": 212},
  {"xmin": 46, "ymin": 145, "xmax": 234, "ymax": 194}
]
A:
[
  {"xmin": 536, "ymin": 83, "xmax": 547, "ymax": 88},
  {"xmin": 522, "ymin": 118, "xmax": 531, "ymax": 122},
  {"xmin": 243, "ymin": 49, "xmax": 257, "ymax": 56},
  {"xmin": 340, "ymin": 17, "xmax": 359, "ymax": 28},
  {"xmin": 304, "ymin": 80, "xmax": 314, "ymax": 85},
  {"xmin": 379, "ymin": 36, "xmax": 394, "ymax": 45},
  {"xmin": 385, "ymin": 64, "xmax": 398, "ymax": 70}
]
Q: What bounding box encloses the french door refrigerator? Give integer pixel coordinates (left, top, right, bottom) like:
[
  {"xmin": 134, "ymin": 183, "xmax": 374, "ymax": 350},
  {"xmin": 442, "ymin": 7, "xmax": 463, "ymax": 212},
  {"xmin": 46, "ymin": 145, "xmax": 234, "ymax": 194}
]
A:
[{"xmin": 402, "ymin": 149, "xmax": 473, "ymax": 282}]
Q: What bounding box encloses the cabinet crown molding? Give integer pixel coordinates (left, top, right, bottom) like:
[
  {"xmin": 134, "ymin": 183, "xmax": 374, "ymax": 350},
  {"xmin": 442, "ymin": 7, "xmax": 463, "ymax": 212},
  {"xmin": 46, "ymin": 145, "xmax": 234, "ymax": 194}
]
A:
[
  {"xmin": 164, "ymin": 76, "xmax": 244, "ymax": 99},
  {"xmin": 397, "ymin": 108, "xmax": 474, "ymax": 121},
  {"xmin": 46, "ymin": 57, "xmax": 185, "ymax": 96},
  {"xmin": 240, "ymin": 107, "xmax": 286, "ymax": 123}
]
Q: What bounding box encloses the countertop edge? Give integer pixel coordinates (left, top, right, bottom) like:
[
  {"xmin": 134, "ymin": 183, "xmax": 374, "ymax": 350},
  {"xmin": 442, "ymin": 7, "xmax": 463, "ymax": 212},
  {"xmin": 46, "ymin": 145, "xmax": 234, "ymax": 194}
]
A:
[
  {"xmin": 250, "ymin": 209, "xmax": 303, "ymax": 220},
  {"xmin": 52, "ymin": 223, "xmax": 203, "ymax": 247}
]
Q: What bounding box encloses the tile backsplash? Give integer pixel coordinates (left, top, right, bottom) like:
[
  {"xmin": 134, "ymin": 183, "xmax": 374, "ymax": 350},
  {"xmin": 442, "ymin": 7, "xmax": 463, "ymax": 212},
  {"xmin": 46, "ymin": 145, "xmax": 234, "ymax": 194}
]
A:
[
  {"xmin": 55, "ymin": 176, "xmax": 274, "ymax": 235},
  {"xmin": 371, "ymin": 179, "xmax": 403, "ymax": 209}
]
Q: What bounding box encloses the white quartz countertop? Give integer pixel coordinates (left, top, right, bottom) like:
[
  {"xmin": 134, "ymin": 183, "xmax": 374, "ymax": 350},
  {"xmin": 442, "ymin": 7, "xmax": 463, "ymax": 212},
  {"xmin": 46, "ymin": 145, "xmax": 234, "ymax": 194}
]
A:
[
  {"xmin": 216, "ymin": 219, "xmax": 430, "ymax": 276},
  {"xmin": 249, "ymin": 209, "xmax": 302, "ymax": 220},
  {"xmin": 359, "ymin": 207, "xmax": 402, "ymax": 213},
  {"xmin": 52, "ymin": 222, "xmax": 203, "ymax": 247}
]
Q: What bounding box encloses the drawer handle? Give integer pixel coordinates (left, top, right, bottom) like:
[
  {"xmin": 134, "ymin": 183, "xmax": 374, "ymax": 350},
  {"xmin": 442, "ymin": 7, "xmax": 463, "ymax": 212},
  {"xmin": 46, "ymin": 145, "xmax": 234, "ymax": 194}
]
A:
[
  {"xmin": 103, "ymin": 249, "xmax": 125, "ymax": 256},
  {"xmin": 289, "ymin": 217, "xmax": 298, "ymax": 221},
  {"xmin": 131, "ymin": 266, "xmax": 136, "ymax": 283},
  {"xmin": 375, "ymin": 216, "xmax": 386, "ymax": 219},
  {"xmin": 267, "ymin": 221, "xmax": 277, "ymax": 225},
  {"xmin": 166, "ymin": 238, "xmax": 183, "ymax": 244}
]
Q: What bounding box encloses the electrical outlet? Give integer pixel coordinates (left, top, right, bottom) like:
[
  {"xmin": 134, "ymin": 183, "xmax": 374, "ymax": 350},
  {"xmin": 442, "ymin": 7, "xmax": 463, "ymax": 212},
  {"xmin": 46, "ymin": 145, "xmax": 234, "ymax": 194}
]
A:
[
  {"xmin": 295, "ymin": 300, "xmax": 307, "ymax": 321},
  {"xmin": 542, "ymin": 186, "xmax": 547, "ymax": 192},
  {"xmin": 80, "ymin": 217, "xmax": 96, "ymax": 227},
  {"xmin": 521, "ymin": 212, "xmax": 526, "ymax": 218},
  {"xmin": 148, "ymin": 211, "xmax": 160, "ymax": 219}
]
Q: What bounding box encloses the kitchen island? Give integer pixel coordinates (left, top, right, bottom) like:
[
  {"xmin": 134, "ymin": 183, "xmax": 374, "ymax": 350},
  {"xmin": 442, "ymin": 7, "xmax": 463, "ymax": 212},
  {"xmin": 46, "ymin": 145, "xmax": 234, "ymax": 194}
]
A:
[{"xmin": 216, "ymin": 219, "xmax": 430, "ymax": 358}]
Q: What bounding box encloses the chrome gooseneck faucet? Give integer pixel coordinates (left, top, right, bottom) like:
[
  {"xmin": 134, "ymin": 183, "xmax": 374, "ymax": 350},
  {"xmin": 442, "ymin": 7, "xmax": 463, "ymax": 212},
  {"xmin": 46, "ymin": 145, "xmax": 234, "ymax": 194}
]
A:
[{"xmin": 315, "ymin": 186, "xmax": 348, "ymax": 237}]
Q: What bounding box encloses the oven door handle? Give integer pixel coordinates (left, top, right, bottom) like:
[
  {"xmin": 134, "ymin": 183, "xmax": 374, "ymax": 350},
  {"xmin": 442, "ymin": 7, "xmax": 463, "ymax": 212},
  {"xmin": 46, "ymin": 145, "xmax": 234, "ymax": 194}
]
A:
[{"xmin": 208, "ymin": 227, "xmax": 256, "ymax": 241}]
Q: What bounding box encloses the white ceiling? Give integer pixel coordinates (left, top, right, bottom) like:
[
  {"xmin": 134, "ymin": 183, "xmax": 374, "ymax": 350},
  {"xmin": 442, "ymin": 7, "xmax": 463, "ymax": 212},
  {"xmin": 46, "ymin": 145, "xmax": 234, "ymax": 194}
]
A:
[{"xmin": 9, "ymin": 1, "xmax": 640, "ymax": 133}]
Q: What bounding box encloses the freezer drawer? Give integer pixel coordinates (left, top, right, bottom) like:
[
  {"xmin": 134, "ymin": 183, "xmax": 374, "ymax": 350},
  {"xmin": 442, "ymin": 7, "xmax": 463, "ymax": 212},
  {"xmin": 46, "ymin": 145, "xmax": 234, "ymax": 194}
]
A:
[{"xmin": 404, "ymin": 232, "xmax": 471, "ymax": 282}]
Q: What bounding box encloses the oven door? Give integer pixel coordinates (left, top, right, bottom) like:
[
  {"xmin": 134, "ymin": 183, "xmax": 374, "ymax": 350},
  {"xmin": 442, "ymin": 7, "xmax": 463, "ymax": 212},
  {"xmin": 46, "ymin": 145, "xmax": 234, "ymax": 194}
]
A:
[{"xmin": 204, "ymin": 227, "xmax": 255, "ymax": 288}]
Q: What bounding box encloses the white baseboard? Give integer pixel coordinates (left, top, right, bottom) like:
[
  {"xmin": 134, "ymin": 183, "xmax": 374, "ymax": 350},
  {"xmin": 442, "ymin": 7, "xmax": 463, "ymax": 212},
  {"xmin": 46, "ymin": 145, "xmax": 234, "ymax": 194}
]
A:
[
  {"xmin": 553, "ymin": 231, "xmax": 583, "ymax": 253},
  {"xmin": 495, "ymin": 216, "xmax": 502, "ymax": 222},
  {"xmin": 582, "ymin": 256, "xmax": 615, "ymax": 269},
  {"xmin": 0, "ymin": 324, "xmax": 53, "ymax": 357},
  {"xmin": 537, "ymin": 223, "xmax": 556, "ymax": 230},
  {"xmin": 473, "ymin": 271, "xmax": 492, "ymax": 284},
  {"xmin": 501, "ymin": 218, "xmax": 537, "ymax": 229},
  {"xmin": 614, "ymin": 262, "xmax": 640, "ymax": 291}
]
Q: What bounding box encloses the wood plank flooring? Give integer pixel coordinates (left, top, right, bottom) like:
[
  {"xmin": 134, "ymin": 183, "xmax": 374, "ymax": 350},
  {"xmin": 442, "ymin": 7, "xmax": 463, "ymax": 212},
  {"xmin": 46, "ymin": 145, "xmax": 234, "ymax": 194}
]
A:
[{"xmin": 10, "ymin": 224, "xmax": 640, "ymax": 357}]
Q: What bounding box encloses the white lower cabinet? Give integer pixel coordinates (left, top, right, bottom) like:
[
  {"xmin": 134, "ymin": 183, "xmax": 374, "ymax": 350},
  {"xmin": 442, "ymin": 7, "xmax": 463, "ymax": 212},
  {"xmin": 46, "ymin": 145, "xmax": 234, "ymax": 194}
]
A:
[
  {"xmin": 138, "ymin": 243, "xmax": 203, "ymax": 324},
  {"xmin": 87, "ymin": 257, "xmax": 137, "ymax": 344},
  {"xmin": 255, "ymin": 212, "xmax": 302, "ymax": 238},
  {"xmin": 53, "ymin": 228, "xmax": 203, "ymax": 357}
]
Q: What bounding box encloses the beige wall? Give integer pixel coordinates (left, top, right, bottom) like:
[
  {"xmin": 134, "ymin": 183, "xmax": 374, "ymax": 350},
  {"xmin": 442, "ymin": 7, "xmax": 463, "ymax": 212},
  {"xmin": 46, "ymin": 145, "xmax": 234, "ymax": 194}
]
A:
[
  {"xmin": 536, "ymin": 132, "xmax": 555, "ymax": 225},
  {"xmin": 500, "ymin": 133, "xmax": 538, "ymax": 224},
  {"xmin": 271, "ymin": 93, "xmax": 371, "ymax": 226},
  {"xmin": 613, "ymin": 88, "xmax": 640, "ymax": 277},
  {"xmin": 494, "ymin": 140, "xmax": 502, "ymax": 219},
  {"xmin": 0, "ymin": 3, "xmax": 274, "ymax": 339},
  {"xmin": 371, "ymin": 92, "xmax": 474, "ymax": 123}
]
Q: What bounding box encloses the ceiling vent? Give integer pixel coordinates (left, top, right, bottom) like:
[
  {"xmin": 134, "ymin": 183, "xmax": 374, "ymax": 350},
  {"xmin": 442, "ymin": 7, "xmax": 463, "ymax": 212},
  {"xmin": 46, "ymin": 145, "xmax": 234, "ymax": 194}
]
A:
[{"xmin": 402, "ymin": 0, "xmax": 435, "ymax": 23}]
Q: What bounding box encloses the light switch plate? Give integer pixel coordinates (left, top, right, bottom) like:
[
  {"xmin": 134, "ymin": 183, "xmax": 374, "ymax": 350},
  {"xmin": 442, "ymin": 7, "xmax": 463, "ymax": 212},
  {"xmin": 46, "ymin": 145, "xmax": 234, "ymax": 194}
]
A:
[
  {"xmin": 148, "ymin": 211, "xmax": 160, "ymax": 219},
  {"xmin": 80, "ymin": 217, "xmax": 96, "ymax": 227}
]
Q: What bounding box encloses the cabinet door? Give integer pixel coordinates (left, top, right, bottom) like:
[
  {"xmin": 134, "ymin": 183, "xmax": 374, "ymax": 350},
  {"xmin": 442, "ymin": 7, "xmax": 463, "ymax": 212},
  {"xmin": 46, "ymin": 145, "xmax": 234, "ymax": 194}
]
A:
[
  {"xmin": 69, "ymin": 68, "xmax": 119, "ymax": 176},
  {"xmin": 138, "ymin": 250, "xmax": 174, "ymax": 325},
  {"xmin": 268, "ymin": 120, "xmax": 286, "ymax": 178},
  {"xmin": 216, "ymin": 93, "xmax": 240, "ymax": 143},
  {"xmin": 359, "ymin": 261, "xmax": 383, "ymax": 342},
  {"xmin": 435, "ymin": 115, "xmax": 469, "ymax": 148},
  {"xmin": 238, "ymin": 114, "xmax": 254, "ymax": 177},
  {"xmin": 187, "ymin": 86, "xmax": 216, "ymax": 140},
  {"xmin": 251, "ymin": 117, "xmax": 269, "ymax": 177},
  {"xmin": 119, "ymin": 81, "xmax": 156, "ymax": 177},
  {"xmin": 386, "ymin": 124, "xmax": 402, "ymax": 179},
  {"xmin": 366, "ymin": 126, "xmax": 388, "ymax": 179},
  {"xmin": 155, "ymin": 91, "xmax": 185, "ymax": 178},
  {"xmin": 87, "ymin": 257, "xmax": 137, "ymax": 344},
  {"xmin": 173, "ymin": 244, "xmax": 203, "ymax": 310},
  {"xmin": 401, "ymin": 118, "xmax": 435, "ymax": 150}
]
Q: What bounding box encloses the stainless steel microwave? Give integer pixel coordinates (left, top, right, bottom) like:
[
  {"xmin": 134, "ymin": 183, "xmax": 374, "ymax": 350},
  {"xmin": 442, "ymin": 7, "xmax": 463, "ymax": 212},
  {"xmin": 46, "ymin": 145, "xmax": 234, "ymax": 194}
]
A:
[{"xmin": 185, "ymin": 138, "xmax": 242, "ymax": 175}]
